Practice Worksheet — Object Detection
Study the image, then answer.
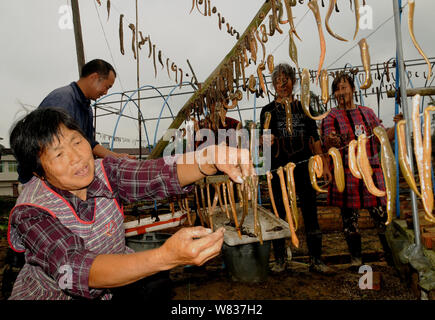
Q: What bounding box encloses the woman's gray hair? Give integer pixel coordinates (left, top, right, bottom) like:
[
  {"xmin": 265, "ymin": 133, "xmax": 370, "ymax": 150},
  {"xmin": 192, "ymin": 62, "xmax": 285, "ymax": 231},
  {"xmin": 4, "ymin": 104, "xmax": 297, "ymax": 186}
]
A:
[{"xmin": 271, "ymin": 63, "xmax": 297, "ymax": 88}]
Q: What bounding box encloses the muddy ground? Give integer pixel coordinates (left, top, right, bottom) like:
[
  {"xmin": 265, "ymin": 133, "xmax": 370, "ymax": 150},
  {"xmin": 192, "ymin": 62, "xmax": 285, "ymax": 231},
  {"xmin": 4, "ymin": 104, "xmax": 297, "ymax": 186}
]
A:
[{"xmin": 0, "ymin": 210, "xmax": 417, "ymax": 300}]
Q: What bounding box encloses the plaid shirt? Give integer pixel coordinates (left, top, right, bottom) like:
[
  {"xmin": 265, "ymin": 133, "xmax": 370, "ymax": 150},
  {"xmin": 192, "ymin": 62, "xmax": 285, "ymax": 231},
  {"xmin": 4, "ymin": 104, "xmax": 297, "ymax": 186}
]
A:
[
  {"xmin": 10, "ymin": 155, "xmax": 190, "ymax": 299},
  {"xmin": 320, "ymin": 106, "xmax": 386, "ymax": 209}
]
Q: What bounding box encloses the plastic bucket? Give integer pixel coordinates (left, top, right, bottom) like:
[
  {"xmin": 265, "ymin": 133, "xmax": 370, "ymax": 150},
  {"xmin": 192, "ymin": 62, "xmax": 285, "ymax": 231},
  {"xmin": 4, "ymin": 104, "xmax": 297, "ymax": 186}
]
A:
[
  {"xmin": 222, "ymin": 240, "xmax": 271, "ymax": 283},
  {"xmin": 115, "ymin": 233, "xmax": 173, "ymax": 301},
  {"xmin": 126, "ymin": 232, "xmax": 172, "ymax": 252}
]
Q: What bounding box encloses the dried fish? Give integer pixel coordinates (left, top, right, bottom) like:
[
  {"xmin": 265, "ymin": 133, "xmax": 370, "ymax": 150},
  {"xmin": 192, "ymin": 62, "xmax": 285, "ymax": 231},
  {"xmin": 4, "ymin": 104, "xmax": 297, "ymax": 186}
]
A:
[
  {"xmin": 356, "ymin": 134, "xmax": 386, "ymax": 197},
  {"xmin": 408, "ymin": 0, "xmax": 432, "ymax": 81},
  {"xmin": 328, "ymin": 147, "xmax": 345, "ymax": 193},
  {"xmin": 119, "ymin": 14, "xmax": 125, "ymax": 55},
  {"xmin": 373, "ymin": 126, "xmax": 397, "ymax": 225},
  {"xmin": 128, "ymin": 23, "xmax": 136, "ymax": 60},
  {"xmin": 358, "ymin": 38, "xmax": 372, "ymax": 89},
  {"xmin": 308, "ymin": 0, "xmax": 326, "ymax": 84},
  {"xmin": 325, "ymin": 0, "xmax": 347, "ymax": 42}
]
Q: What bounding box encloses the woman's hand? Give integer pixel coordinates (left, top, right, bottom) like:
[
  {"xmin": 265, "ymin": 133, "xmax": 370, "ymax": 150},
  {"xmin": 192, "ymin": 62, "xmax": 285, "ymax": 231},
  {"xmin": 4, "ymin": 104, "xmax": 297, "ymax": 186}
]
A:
[
  {"xmin": 159, "ymin": 226, "xmax": 225, "ymax": 267},
  {"xmin": 177, "ymin": 145, "xmax": 255, "ymax": 186}
]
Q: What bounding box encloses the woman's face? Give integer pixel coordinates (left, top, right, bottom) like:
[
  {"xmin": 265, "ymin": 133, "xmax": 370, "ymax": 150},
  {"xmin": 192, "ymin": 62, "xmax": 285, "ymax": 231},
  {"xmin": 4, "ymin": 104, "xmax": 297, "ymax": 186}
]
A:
[
  {"xmin": 274, "ymin": 72, "xmax": 294, "ymax": 100},
  {"xmin": 334, "ymin": 78, "xmax": 355, "ymax": 108},
  {"xmin": 39, "ymin": 125, "xmax": 94, "ymax": 199}
]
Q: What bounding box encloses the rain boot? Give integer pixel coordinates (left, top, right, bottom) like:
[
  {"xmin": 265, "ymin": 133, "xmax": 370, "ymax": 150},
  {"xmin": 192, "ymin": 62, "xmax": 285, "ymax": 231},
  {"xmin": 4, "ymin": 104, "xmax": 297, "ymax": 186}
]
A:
[{"xmin": 345, "ymin": 232, "xmax": 362, "ymax": 269}]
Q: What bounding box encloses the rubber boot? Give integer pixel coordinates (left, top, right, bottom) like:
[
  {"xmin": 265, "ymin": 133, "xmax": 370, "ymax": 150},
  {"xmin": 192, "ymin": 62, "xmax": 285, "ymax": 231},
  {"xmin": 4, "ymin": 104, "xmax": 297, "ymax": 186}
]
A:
[
  {"xmin": 345, "ymin": 232, "xmax": 362, "ymax": 269},
  {"xmin": 378, "ymin": 232, "xmax": 394, "ymax": 266}
]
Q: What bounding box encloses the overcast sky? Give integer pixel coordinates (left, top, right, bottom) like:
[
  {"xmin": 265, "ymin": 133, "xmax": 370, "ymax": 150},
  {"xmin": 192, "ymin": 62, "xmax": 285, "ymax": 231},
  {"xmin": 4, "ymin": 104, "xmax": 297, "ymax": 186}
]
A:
[{"xmin": 1, "ymin": 0, "xmax": 434, "ymax": 148}]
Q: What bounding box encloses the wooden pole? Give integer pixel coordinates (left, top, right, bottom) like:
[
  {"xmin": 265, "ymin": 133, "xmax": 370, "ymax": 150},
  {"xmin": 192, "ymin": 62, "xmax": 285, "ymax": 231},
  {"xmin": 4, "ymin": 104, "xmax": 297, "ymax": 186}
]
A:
[
  {"xmin": 148, "ymin": 1, "xmax": 272, "ymax": 159},
  {"xmin": 387, "ymin": 86, "xmax": 435, "ymax": 98},
  {"xmin": 136, "ymin": 0, "xmax": 142, "ymax": 159},
  {"xmin": 71, "ymin": 0, "xmax": 85, "ymax": 76}
]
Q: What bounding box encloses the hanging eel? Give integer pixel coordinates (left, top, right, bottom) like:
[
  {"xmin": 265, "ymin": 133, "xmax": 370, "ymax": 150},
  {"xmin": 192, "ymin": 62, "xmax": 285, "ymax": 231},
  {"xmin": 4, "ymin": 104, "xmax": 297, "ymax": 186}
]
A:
[
  {"xmin": 320, "ymin": 69, "xmax": 329, "ymax": 105},
  {"xmin": 325, "ymin": 0, "xmax": 347, "ymax": 42},
  {"xmin": 308, "ymin": 0, "xmax": 326, "ymax": 85},
  {"xmin": 356, "ymin": 134, "xmax": 386, "ymax": 197},
  {"xmin": 301, "ymin": 69, "xmax": 331, "ymax": 120},
  {"xmin": 227, "ymin": 180, "xmax": 242, "ymax": 239},
  {"xmin": 277, "ymin": 167, "xmax": 299, "ymax": 247},
  {"xmin": 266, "ymin": 171, "xmax": 280, "ymax": 218},
  {"xmin": 308, "ymin": 155, "xmax": 328, "ymax": 193},
  {"xmin": 255, "ymin": 30, "xmax": 266, "ymax": 64},
  {"xmin": 358, "ymin": 38, "xmax": 373, "ymax": 89},
  {"xmin": 285, "ymin": 162, "xmax": 299, "ymax": 230},
  {"xmin": 284, "ymin": 0, "xmax": 302, "ymax": 41},
  {"xmin": 119, "ymin": 14, "xmax": 125, "ymax": 55},
  {"xmin": 423, "ymin": 105, "xmax": 435, "ymax": 221},
  {"xmin": 221, "ymin": 182, "xmax": 231, "ymax": 219},
  {"xmin": 373, "ymin": 126, "xmax": 397, "ymax": 225},
  {"xmin": 264, "ymin": 111, "xmax": 272, "ymax": 130},
  {"xmin": 397, "ymin": 120, "xmax": 421, "ymax": 197},
  {"xmin": 328, "ymin": 147, "xmax": 345, "ymax": 193},
  {"xmin": 288, "ymin": 31, "xmax": 299, "ymax": 71},
  {"xmin": 257, "ymin": 63, "xmax": 267, "ymax": 95},
  {"xmin": 412, "ymin": 95, "xmax": 434, "ymax": 219},
  {"xmin": 248, "ymin": 74, "xmax": 257, "ymax": 93},
  {"xmin": 194, "ymin": 186, "xmax": 205, "ymax": 226},
  {"xmin": 283, "ymin": 98, "xmax": 293, "ymax": 135},
  {"xmin": 267, "ymin": 54, "xmax": 274, "ymax": 73},
  {"xmin": 348, "ymin": 140, "xmax": 362, "ymax": 179},
  {"xmin": 353, "ymin": 0, "xmax": 360, "ymax": 40},
  {"xmin": 408, "ymin": 0, "xmax": 432, "ymax": 81},
  {"xmin": 107, "ymin": 0, "xmax": 110, "ymax": 21},
  {"xmin": 128, "ymin": 24, "xmax": 136, "ymax": 60}
]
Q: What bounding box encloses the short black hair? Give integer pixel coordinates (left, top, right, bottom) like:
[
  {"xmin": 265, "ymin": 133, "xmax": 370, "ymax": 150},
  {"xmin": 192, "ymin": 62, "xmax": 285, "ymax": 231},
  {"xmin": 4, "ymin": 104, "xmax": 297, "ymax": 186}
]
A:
[
  {"xmin": 331, "ymin": 72, "xmax": 355, "ymax": 94},
  {"xmin": 80, "ymin": 59, "xmax": 116, "ymax": 79},
  {"xmin": 271, "ymin": 63, "xmax": 297, "ymax": 88},
  {"xmin": 10, "ymin": 107, "xmax": 87, "ymax": 181}
]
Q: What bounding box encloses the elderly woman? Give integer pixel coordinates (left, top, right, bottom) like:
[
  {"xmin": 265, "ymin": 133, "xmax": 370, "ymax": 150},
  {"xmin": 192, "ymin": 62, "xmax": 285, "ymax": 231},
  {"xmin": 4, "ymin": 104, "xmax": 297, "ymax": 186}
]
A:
[
  {"xmin": 7, "ymin": 107, "xmax": 253, "ymax": 300},
  {"xmin": 259, "ymin": 63, "xmax": 333, "ymax": 274},
  {"xmin": 320, "ymin": 72, "xmax": 402, "ymax": 267}
]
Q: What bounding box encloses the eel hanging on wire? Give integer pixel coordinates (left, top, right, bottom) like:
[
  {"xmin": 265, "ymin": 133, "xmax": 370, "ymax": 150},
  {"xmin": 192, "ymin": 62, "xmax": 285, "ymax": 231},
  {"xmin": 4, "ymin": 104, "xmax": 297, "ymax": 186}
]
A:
[
  {"xmin": 328, "ymin": 147, "xmax": 345, "ymax": 193},
  {"xmin": 277, "ymin": 167, "xmax": 299, "ymax": 248},
  {"xmin": 285, "ymin": 162, "xmax": 299, "ymax": 231},
  {"xmin": 373, "ymin": 126, "xmax": 397, "ymax": 225},
  {"xmin": 408, "ymin": 0, "xmax": 432, "ymax": 81},
  {"xmin": 352, "ymin": 0, "xmax": 360, "ymax": 40},
  {"xmin": 396, "ymin": 120, "xmax": 421, "ymax": 197},
  {"xmin": 348, "ymin": 140, "xmax": 362, "ymax": 179},
  {"xmin": 266, "ymin": 171, "xmax": 280, "ymax": 218},
  {"xmin": 423, "ymin": 105, "xmax": 435, "ymax": 221},
  {"xmin": 119, "ymin": 14, "xmax": 125, "ymax": 55},
  {"xmin": 325, "ymin": 0, "xmax": 347, "ymax": 42},
  {"xmin": 284, "ymin": 0, "xmax": 302, "ymax": 41},
  {"xmin": 308, "ymin": 0, "xmax": 326, "ymax": 85},
  {"xmin": 356, "ymin": 134, "xmax": 386, "ymax": 197},
  {"xmin": 358, "ymin": 38, "xmax": 372, "ymax": 89},
  {"xmin": 308, "ymin": 155, "xmax": 328, "ymax": 193},
  {"xmin": 412, "ymin": 95, "xmax": 434, "ymax": 220},
  {"xmin": 301, "ymin": 69, "xmax": 331, "ymax": 120},
  {"xmin": 320, "ymin": 69, "xmax": 329, "ymax": 104}
]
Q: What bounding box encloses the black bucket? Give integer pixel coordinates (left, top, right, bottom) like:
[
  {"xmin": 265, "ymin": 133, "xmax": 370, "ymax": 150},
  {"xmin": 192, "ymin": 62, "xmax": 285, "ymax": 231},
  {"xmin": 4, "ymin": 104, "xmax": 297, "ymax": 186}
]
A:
[
  {"xmin": 112, "ymin": 233, "xmax": 173, "ymax": 301},
  {"xmin": 126, "ymin": 232, "xmax": 172, "ymax": 252},
  {"xmin": 222, "ymin": 240, "xmax": 271, "ymax": 283}
]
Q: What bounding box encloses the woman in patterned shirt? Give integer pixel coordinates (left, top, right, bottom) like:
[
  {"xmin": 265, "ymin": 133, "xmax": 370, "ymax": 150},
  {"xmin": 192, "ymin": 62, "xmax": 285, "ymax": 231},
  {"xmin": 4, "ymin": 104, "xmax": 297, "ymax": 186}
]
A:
[{"xmin": 321, "ymin": 72, "xmax": 402, "ymax": 268}]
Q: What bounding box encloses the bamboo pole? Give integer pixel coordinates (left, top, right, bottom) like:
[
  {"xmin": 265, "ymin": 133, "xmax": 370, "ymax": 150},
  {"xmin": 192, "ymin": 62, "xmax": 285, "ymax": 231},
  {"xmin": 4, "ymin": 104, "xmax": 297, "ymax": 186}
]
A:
[
  {"xmin": 387, "ymin": 86, "xmax": 435, "ymax": 98},
  {"xmin": 148, "ymin": 1, "xmax": 272, "ymax": 159},
  {"xmin": 71, "ymin": 0, "xmax": 85, "ymax": 75}
]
